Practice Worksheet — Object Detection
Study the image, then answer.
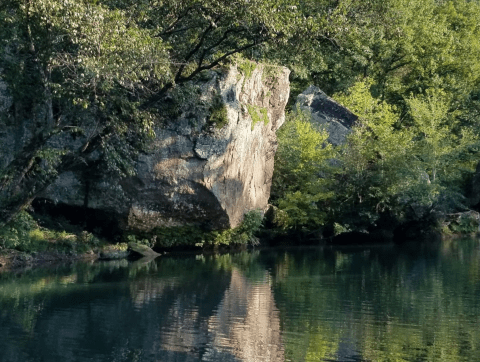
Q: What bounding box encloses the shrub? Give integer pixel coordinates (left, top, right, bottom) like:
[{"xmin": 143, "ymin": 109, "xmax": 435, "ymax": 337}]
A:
[
  {"xmin": 271, "ymin": 107, "xmax": 335, "ymax": 229},
  {"xmin": 126, "ymin": 210, "xmax": 264, "ymax": 249},
  {"xmin": 0, "ymin": 211, "xmax": 37, "ymax": 250}
]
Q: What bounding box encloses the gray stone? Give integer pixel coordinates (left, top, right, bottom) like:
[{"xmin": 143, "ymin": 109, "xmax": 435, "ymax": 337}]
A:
[
  {"xmin": 128, "ymin": 242, "xmax": 160, "ymax": 258},
  {"xmin": 1, "ymin": 63, "xmax": 290, "ymax": 231},
  {"xmin": 296, "ymin": 85, "xmax": 358, "ymax": 145},
  {"xmin": 121, "ymin": 64, "xmax": 290, "ymax": 230}
]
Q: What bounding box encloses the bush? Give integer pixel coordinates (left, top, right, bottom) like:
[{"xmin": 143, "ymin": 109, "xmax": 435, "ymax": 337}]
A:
[
  {"xmin": 443, "ymin": 211, "xmax": 480, "ymax": 234},
  {"xmin": 0, "ymin": 211, "xmax": 102, "ymax": 253},
  {"xmin": 0, "ymin": 211, "xmax": 37, "ymax": 250},
  {"xmin": 211, "ymin": 210, "xmax": 263, "ymax": 246},
  {"xmin": 125, "ymin": 210, "xmax": 264, "ymax": 249},
  {"xmin": 271, "ymin": 107, "xmax": 335, "ymax": 229}
]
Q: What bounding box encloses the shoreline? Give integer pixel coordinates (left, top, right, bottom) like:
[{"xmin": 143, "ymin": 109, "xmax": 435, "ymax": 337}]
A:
[
  {"xmin": 2, "ymin": 232, "xmax": 471, "ymax": 274},
  {"xmin": 0, "ymin": 249, "xmax": 99, "ymax": 273}
]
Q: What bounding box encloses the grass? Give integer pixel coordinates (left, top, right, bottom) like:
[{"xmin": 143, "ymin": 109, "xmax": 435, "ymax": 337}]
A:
[
  {"xmin": 237, "ymin": 59, "xmax": 257, "ymax": 80},
  {"xmin": 247, "ymin": 104, "xmax": 269, "ymax": 130},
  {"xmin": 207, "ymin": 94, "xmax": 229, "ymax": 130},
  {"xmin": 0, "ymin": 211, "xmax": 118, "ymax": 256},
  {"xmin": 262, "ymin": 64, "xmax": 281, "ymax": 84}
]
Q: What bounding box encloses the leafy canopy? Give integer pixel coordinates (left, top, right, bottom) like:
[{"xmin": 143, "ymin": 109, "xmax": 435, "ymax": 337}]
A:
[{"xmin": 0, "ymin": 0, "xmax": 170, "ymax": 223}]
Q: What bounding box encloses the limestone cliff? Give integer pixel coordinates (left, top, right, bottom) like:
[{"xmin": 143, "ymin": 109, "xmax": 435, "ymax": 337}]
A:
[
  {"xmin": 1, "ymin": 63, "xmax": 290, "ymax": 231},
  {"xmin": 124, "ymin": 63, "xmax": 290, "ymax": 230}
]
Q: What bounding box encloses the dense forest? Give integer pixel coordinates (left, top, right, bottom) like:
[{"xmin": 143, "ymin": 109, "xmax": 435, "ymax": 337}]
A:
[{"xmin": 1, "ymin": 0, "xmax": 480, "ymax": 252}]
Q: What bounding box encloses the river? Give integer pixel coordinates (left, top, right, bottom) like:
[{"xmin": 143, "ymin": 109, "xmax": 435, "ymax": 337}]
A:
[{"xmin": 1, "ymin": 238, "xmax": 480, "ymax": 361}]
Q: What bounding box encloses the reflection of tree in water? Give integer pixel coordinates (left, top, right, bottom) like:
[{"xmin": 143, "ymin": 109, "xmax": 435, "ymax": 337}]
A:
[
  {"xmin": 269, "ymin": 241, "xmax": 480, "ymax": 362},
  {"xmin": 3, "ymin": 242, "xmax": 480, "ymax": 362},
  {"xmin": 0, "ymin": 258, "xmax": 232, "ymax": 361}
]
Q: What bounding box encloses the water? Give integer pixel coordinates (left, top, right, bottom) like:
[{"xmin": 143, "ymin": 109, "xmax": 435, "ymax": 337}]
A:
[{"xmin": 1, "ymin": 238, "xmax": 480, "ymax": 361}]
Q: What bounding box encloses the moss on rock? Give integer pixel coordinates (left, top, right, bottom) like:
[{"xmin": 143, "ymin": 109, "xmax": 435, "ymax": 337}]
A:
[
  {"xmin": 207, "ymin": 95, "xmax": 228, "ymax": 129},
  {"xmin": 247, "ymin": 104, "xmax": 269, "ymax": 130}
]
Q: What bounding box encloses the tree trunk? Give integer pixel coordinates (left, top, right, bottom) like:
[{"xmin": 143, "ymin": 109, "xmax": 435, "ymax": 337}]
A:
[{"xmin": 0, "ymin": 132, "xmax": 86, "ymax": 227}]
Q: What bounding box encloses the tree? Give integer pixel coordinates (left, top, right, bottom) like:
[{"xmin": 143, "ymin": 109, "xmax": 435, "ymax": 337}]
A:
[
  {"xmin": 0, "ymin": 0, "xmax": 313, "ymax": 226},
  {"xmin": 332, "ymin": 80, "xmax": 478, "ymax": 229},
  {"xmin": 332, "ymin": 79, "xmax": 414, "ymax": 228},
  {"xmin": 0, "ymin": 0, "xmax": 170, "ymax": 225},
  {"xmin": 102, "ymin": 0, "xmax": 302, "ymax": 108},
  {"xmin": 273, "ymin": 0, "xmax": 480, "ymax": 106},
  {"xmin": 271, "ymin": 108, "xmax": 335, "ymax": 229}
]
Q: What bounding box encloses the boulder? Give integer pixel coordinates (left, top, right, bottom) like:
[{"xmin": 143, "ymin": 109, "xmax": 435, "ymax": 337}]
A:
[
  {"xmin": 98, "ymin": 250, "xmax": 130, "ymax": 260},
  {"xmin": 296, "ymin": 85, "xmax": 357, "ymax": 145},
  {"xmin": 128, "ymin": 242, "xmax": 160, "ymax": 258},
  {"xmin": 1, "ymin": 62, "xmax": 290, "ymax": 232}
]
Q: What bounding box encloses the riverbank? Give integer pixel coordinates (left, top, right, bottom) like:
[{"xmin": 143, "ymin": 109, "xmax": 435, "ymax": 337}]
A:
[
  {"xmin": 1, "ymin": 208, "xmax": 477, "ymax": 273},
  {"xmin": 0, "ymin": 241, "xmax": 164, "ymax": 272},
  {"xmin": 0, "ymin": 249, "xmax": 98, "ymax": 272}
]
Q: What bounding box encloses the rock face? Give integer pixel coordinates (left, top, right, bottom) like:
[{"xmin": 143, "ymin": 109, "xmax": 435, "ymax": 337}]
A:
[
  {"xmin": 296, "ymin": 85, "xmax": 357, "ymax": 145},
  {"xmin": 123, "ymin": 64, "xmax": 290, "ymax": 230},
  {"xmin": 1, "ymin": 63, "xmax": 290, "ymax": 231}
]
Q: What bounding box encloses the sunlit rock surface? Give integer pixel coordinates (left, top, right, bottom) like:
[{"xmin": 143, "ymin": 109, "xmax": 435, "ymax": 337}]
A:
[
  {"xmin": 39, "ymin": 64, "xmax": 290, "ymax": 230},
  {"xmin": 296, "ymin": 85, "xmax": 357, "ymax": 146}
]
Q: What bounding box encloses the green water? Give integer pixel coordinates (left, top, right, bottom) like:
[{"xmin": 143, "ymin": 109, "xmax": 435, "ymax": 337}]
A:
[{"xmin": 1, "ymin": 238, "xmax": 480, "ymax": 361}]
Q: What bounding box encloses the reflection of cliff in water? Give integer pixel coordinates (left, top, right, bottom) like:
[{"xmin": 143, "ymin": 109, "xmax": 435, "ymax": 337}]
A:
[
  {"xmin": 156, "ymin": 268, "xmax": 284, "ymax": 362},
  {"xmin": 0, "ymin": 258, "xmax": 283, "ymax": 362},
  {"xmin": 0, "ymin": 259, "xmax": 232, "ymax": 362},
  {"xmin": 212, "ymin": 268, "xmax": 284, "ymax": 361}
]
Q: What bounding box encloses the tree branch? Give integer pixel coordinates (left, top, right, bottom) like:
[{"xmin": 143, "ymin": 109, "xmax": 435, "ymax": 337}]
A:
[
  {"xmin": 158, "ymin": 5, "xmax": 198, "ymax": 37},
  {"xmin": 180, "ymin": 40, "xmax": 264, "ymax": 83}
]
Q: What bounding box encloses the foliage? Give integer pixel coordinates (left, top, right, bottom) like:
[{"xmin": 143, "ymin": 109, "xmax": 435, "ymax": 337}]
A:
[
  {"xmin": 271, "ymin": 108, "xmax": 335, "ymax": 229},
  {"xmin": 126, "ymin": 234, "xmax": 155, "ymax": 249},
  {"xmin": 126, "ymin": 210, "xmax": 263, "ymax": 249},
  {"xmin": 237, "ymin": 58, "xmax": 257, "ymax": 81},
  {"xmin": 211, "ymin": 210, "xmax": 264, "ymax": 246},
  {"xmin": 332, "ymin": 79, "xmax": 415, "ymax": 227},
  {"xmin": 272, "ymin": 77, "xmax": 479, "ymax": 233},
  {"xmin": 267, "ymin": 0, "xmax": 480, "ymax": 104},
  {"xmin": 207, "ymin": 95, "xmax": 228, "ymax": 129},
  {"xmin": 247, "ymin": 104, "xmax": 269, "ymax": 130},
  {"xmin": 442, "ymin": 211, "xmax": 480, "ymax": 234},
  {"xmin": 0, "ymin": 0, "xmax": 318, "ymax": 225},
  {"xmin": 0, "ymin": 211, "xmax": 102, "ymax": 253},
  {"xmin": 139, "ymin": 225, "xmax": 205, "ymax": 248},
  {"xmin": 331, "ymin": 80, "xmax": 478, "ymax": 229},
  {"xmin": 1, "ymin": 0, "xmax": 480, "ymax": 239},
  {"xmin": 0, "ymin": 211, "xmax": 37, "ymax": 250},
  {"xmin": 105, "ymin": 0, "xmax": 303, "ymax": 108},
  {"xmin": 0, "ymin": 0, "xmax": 170, "ymax": 224}
]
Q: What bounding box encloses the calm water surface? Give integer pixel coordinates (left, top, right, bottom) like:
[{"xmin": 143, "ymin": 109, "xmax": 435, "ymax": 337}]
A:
[{"xmin": 1, "ymin": 238, "xmax": 480, "ymax": 361}]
